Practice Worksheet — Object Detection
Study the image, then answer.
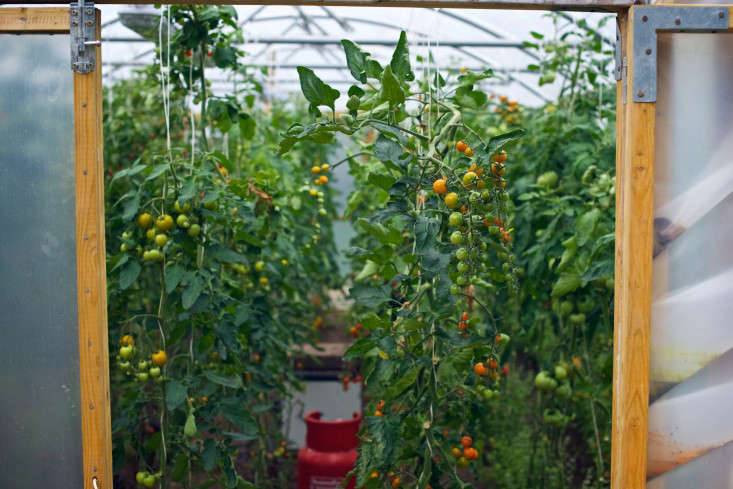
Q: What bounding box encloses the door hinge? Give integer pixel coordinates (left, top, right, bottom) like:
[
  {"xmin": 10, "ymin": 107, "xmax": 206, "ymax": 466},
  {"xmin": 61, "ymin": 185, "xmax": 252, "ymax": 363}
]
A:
[
  {"xmin": 70, "ymin": 0, "xmax": 99, "ymax": 74},
  {"xmin": 614, "ymin": 21, "xmax": 622, "ymax": 82},
  {"xmin": 633, "ymin": 6, "xmax": 728, "ymax": 102}
]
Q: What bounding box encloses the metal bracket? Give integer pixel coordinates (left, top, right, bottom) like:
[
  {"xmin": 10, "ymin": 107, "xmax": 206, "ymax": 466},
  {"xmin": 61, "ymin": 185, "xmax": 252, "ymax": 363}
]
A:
[
  {"xmin": 70, "ymin": 0, "xmax": 99, "ymax": 73},
  {"xmin": 633, "ymin": 6, "xmax": 728, "ymax": 102},
  {"xmin": 614, "ymin": 22, "xmax": 622, "ymax": 81}
]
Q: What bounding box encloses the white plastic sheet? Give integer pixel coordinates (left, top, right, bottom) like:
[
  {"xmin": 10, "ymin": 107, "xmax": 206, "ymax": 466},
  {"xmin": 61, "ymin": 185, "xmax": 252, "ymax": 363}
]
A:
[{"xmin": 648, "ymin": 33, "xmax": 733, "ymax": 484}]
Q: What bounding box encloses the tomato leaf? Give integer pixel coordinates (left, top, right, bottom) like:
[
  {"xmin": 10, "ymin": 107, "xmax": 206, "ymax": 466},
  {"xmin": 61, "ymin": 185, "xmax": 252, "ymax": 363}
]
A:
[
  {"xmin": 485, "ymin": 128, "xmax": 526, "ymax": 155},
  {"xmin": 379, "ymin": 65, "xmax": 405, "ymax": 106},
  {"xmin": 384, "ymin": 366, "xmax": 420, "ymax": 400},
  {"xmin": 350, "ymin": 283, "xmax": 393, "ymax": 308},
  {"xmin": 390, "ymin": 31, "xmax": 414, "ymax": 82},
  {"xmin": 165, "ymin": 379, "xmax": 187, "ymax": 410},
  {"xmin": 296, "ymin": 66, "xmax": 340, "ymax": 113},
  {"xmin": 341, "ymin": 39, "xmax": 370, "ymax": 83},
  {"xmin": 204, "ymin": 370, "xmax": 243, "ymax": 389},
  {"xmin": 575, "ymin": 208, "xmax": 601, "ymax": 246},
  {"xmin": 551, "ymin": 273, "xmax": 582, "ymax": 297},
  {"xmin": 165, "ymin": 264, "xmax": 185, "ymax": 293},
  {"xmin": 119, "ymin": 260, "xmax": 141, "ymax": 290}
]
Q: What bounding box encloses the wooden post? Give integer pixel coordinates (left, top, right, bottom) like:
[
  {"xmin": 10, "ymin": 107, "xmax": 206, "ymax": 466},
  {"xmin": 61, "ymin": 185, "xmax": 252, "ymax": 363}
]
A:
[
  {"xmin": 611, "ymin": 6, "xmax": 655, "ymax": 489},
  {"xmin": 74, "ymin": 10, "xmax": 113, "ymax": 489}
]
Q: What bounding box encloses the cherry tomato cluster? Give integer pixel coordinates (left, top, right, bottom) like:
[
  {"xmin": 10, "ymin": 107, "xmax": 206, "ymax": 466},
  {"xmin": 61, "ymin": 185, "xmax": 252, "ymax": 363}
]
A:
[
  {"xmin": 123, "ymin": 195, "xmax": 202, "ymax": 264},
  {"xmin": 349, "ymin": 322, "xmax": 364, "ymax": 338},
  {"xmin": 493, "ymin": 95, "xmax": 521, "ymax": 125},
  {"xmin": 433, "ymin": 142, "xmax": 518, "ymax": 298},
  {"xmin": 452, "ymin": 435, "xmax": 479, "ymax": 468},
  {"xmin": 116, "ymin": 335, "xmax": 167, "ymax": 384}
]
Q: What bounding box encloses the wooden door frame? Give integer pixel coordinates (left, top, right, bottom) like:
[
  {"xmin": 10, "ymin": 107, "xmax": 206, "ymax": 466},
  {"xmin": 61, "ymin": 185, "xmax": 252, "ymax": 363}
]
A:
[{"xmin": 0, "ymin": 8, "xmax": 111, "ymax": 489}]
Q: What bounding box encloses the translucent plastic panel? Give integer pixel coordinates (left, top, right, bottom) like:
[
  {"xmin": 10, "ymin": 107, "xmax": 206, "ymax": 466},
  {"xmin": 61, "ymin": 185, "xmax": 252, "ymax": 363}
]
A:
[
  {"xmin": 648, "ymin": 33, "xmax": 733, "ymax": 484},
  {"xmin": 0, "ymin": 35, "xmax": 82, "ymax": 489}
]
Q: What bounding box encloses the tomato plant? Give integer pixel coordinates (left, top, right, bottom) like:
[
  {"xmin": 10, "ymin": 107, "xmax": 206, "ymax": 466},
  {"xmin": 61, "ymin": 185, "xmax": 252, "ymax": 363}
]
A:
[
  {"xmin": 105, "ymin": 6, "xmax": 340, "ymax": 489},
  {"xmin": 283, "ymin": 32, "xmax": 526, "ymax": 488},
  {"xmin": 471, "ymin": 16, "xmax": 616, "ymax": 489}
]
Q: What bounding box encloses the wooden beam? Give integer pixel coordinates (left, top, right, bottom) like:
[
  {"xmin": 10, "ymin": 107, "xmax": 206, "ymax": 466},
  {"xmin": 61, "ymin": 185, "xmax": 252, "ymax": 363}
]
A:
[
  {"xmin": 611, "ymin": 6, "xmax": 654, "ymax": 489},
  {"xmin": 0, "ymin": 7, "xmax": 69, "ymax": 33},
  {"xmin": 74, "ymin": 10, "xmax": 113, "ymax": 489},
  {"xmin": 2, "ymin": 0, "xmax": 632, "ymax": 12}
]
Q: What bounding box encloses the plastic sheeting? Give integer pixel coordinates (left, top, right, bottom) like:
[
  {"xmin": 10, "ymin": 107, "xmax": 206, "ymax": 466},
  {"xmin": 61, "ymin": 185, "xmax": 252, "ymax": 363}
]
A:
[{"xmin": 648, "ymin": 33, "xmax": 733, "ymax": 485}]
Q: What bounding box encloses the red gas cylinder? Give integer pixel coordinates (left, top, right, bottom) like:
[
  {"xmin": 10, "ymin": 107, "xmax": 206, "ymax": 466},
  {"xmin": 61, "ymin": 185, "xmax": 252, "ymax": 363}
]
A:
[{"xmin": 297, "ymin": 411, "xmax": 361, "ymax": 489}]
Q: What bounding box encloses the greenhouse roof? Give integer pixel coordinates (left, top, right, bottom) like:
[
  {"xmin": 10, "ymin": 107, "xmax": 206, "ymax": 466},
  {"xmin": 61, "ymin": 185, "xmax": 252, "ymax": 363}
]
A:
[{"xmin": 100, "ymin": 5, "xmax": 616, "ymax": 106}]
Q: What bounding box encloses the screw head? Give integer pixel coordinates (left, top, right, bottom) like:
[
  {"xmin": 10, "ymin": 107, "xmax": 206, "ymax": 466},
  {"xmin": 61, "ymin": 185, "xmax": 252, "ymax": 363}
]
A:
[
  {"xmin": 719, "ymin": 11, "xmax": 725, "ymax": 19},
  {"xmin": 637, "ymin": 90, "xmax": 645, "ymax": 98},
  {"xmin": 675, "ymin": 18, "xmax": 681, "ymax": 25},
  {"xmin": 642, "ymin": 15, "xmax": 648, "ymax": 22},
  {"xmin": 645, "ymin": 48, "xmax": 652, "ymax": 55}
]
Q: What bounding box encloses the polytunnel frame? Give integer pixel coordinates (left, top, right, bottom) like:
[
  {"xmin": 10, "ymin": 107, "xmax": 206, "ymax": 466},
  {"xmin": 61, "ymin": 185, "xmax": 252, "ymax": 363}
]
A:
[
  {"xmin": 2, "ymin": 2, "xmax": 732, "ymax": 489},
  {"xmin": 100, "ymin": 7, "xmax": 568, "ymax": 101}
]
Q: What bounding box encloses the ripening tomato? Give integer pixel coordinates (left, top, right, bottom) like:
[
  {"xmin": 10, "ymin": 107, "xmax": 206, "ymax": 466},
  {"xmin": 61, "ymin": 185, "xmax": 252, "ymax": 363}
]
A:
[
  {"xmin": 444, "ymin": 192, "xmax": 459, "ymax": 209},
  {"xmin": 137, "ymin": 213, "xmax": 153, "ymax": 229},
  {"xmin": 151, "ymin": 350, "xmax": 168, "ymax": 367},
  {"xmin": 155, "ymin": 214, "xmax": 174, "ymax": 231},
  {"xmin": 461, "ymin": 435, "xmax": 473, "ymax": 447},
  {"xmin": 433, "ymin": 178, "xmax": 448, "ymax": 194},
  {"xmin": 456, "ymin": 141, "xmax": 467, "ymax": 153}
]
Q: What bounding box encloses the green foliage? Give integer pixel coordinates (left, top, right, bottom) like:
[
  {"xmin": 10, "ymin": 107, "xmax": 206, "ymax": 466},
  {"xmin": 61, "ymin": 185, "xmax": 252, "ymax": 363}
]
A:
[
  {"xmin": 286, "ymin": 31, "xmax": 523, "ymax": 489},
  {"xmin": 105, "ymin": 7, "xmax": 340, "ymax": 489}
]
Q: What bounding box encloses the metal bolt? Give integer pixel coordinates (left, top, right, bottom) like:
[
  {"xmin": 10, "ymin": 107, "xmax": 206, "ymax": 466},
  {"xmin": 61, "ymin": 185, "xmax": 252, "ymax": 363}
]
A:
[
  {"xmin": 719, "ymin": 11, "xmax": 725, "ymax": 19},
  {"xmin": 675, "ymin": 18, "xmax": 681, "ymax": 25},
  {"xmin": 637, "ymin": 90, "xmax": 645, "ymax": 98},
  {"xmin": 645, "ymin": 48, "xmax": 652, "ymax": 55},
  {"xmin": 72, "ymin": 20, "xmax": 78, "ymax": 26},
  {"xmin": 86, "ymin": 20, "xmax": 93, "ymax": 26},
  {"xmin": 642, "ymin": 15, "xmax": 648, "ymax": 22},
  {"xmin": 71, "ymin": 9, "xmax": 78, "ymax": 15},
  {"xmin": 85, "ymin": 7, "xmax": 92, "ymax": 14}
]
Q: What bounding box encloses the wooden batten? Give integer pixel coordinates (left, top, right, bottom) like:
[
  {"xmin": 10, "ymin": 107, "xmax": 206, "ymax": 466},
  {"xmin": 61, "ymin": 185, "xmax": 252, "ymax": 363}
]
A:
[
  {"xmin": 74, "ymin": 10, "xmax": 113, "ymax": 489},
  {"xmin": 0, "ymin": 7, "xmax": 69, "ymax": 33},
  {"xmin": 611, "ymin": 6, "xmax": 655, "ymax": 489}
]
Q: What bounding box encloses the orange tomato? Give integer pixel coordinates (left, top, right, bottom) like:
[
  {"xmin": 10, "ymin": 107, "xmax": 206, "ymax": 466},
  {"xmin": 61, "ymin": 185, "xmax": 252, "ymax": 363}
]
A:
[{"xmin": 433, "ymin": 178, "xmax": 448, "ymax": 194}]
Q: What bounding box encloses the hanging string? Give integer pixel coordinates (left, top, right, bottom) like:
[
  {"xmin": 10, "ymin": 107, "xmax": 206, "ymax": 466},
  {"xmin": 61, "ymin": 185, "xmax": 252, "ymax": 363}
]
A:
[
  {"xmin": 189, "ymin": 55, "xmax": 195, "ymax": 169},
  {"xmin": 159, "ymin": 6, "xmax": 172, "ymax": 163}
]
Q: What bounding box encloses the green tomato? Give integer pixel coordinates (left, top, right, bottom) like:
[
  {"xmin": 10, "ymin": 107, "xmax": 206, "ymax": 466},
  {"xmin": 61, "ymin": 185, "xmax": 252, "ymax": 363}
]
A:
[
  {"xmin": 154, "ymin": 234, "xmax": 168, "ymax": 247},
  {"xmin": 556, "ymin": 383, "xmax": 572, "ymax": 399},
  {"xmin": 569, "ymin": 313, "xmax": 586, "ymax": 325},
  {"xmin": 450, "ymin": 284, "xmax": 462, "ymax": 295},
  {"xmin": 254, "ymin": 260, "xmax": 265, "ymax": 272},
  {"xmin": 449, "ymin": 212, "xmax": 463, "ymax": 227},
  {"xmin": 136, "ymin": 472, "xmax": 147, "ymax": 484},
  {"xmin": 119, "ymin": 345, "xmax": 133, "ymax": 359},
  {"xmin": 184, "ymin": 413, "xmax": 198, "ymax": 437},
  {"xmin": 456, "ymin": 247, "xmax": 468, "ymax": 261},
  {"xmin": 142, "ymin": 475, "xmax": 156, "ymax": 488},
  {"xmin": 554, "ymin": 365, "xmax": 568, "ymax": 380},
  {"xmin": 149, "ymin": 367, "xmax": 161, "ymax": 378},
  {"xmin": 535, "ymin": 371, "xmax": 557, "ymax": 391},
  {"xmin": 318, "ymin": 208, "xmax": 328, "ymax": 217},
  {"xmin": 136, "ymin": 372, "xmax": 149, "ymax": 382},
  {"xmin": 176, "ymin": 214, "xmax": 190, "ymax": 228},
  {"xmin": 187, "ymin": 224, "xmax": 201, "ymax": 237},
  {"xmin": 456, "ymin": 275, "xmax": 468, "ymax": 286},
  {"xmin": 537, "ymin": 171, "xmax": 559, "ymax": 189},
  {"xmin": 469, "ymin": 191, "xmax": 481, "ymax": 204},
  {"xmin": 457, "ymin": 262, "xmax": 469, "ymax": 273},
  {"xmin": 174, "ymin": 200, "xmax": 190, "ymax": 213},
  {"xmin": 450, "ymin": 231, "xmax": 464, "ymax": 245}
]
